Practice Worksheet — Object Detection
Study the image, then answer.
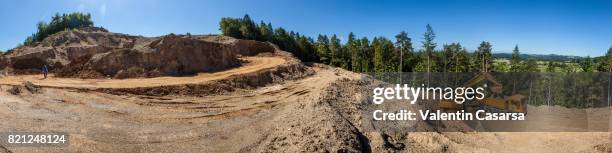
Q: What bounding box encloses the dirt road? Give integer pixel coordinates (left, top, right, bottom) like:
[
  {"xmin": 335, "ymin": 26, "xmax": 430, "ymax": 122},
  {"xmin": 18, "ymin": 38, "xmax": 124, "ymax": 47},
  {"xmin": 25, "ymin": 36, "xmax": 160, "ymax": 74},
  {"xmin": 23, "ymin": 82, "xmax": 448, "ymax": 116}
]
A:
[{"xmin": 0, "ymin": 56, "xmax": 285, "ymax": 89}]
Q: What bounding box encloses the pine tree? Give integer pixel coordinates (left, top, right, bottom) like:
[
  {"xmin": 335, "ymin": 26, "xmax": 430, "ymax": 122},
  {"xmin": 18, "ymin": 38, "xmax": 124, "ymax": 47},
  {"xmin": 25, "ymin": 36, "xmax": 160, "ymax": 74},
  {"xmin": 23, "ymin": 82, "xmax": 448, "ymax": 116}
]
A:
[
  {"xmin": 347, "ymin": 32, "xmax": 364, "ymax": 72},
  {"xmin": 510, "ymin": 45, "xmax": 521, "ymax": 72},
  {"xmin": 474, "ymin": 41, "xmax": 494, "ymax": 72},
  {"xmin": 315, "ymin": 35, "xmax": 331, "ymax": 64},
  {"xmin": 373, "ymin": 37, "xmax": 384, "ymax": 73},
  {"xmin": 272, "ymin": 27, "xmax": 291, "ymax": 52},
  {"xmin": 347, "ymin": 32, "xmax": 357, "ymax": 71},
  {"xmin": 422, "ymin": 24, "xmax": 437, "ymax": 72},
  {"xmin": 259, "ymin": 21, "xmax": 273, "ymax": 41},
  {"xmin": 395, "ymin": 31, "xmax": 413, "ymax": 72},
  {"xmin": 239, "ymin": 14, "xmax": 261, "ymax": 40},
  {"xmin": 373, "ymin": 37, "xmax": 397, "ymax": 73},
  {"xmin": 455, "ymin": 46, "xmax": 471, "ymax": 72},
  {"xmin": 329, "ymin": 35, "xmax": 342, "ymax": 67},
  {"xmin": 442, "ymin": 43, "xmax": 466, "ymax": 72},
  {"xmin": 360, "ymin": 37, "xmax": 373, "ymax": 72},
  {"xmin": 605, "ymin": 46, "xmax": 612, "ymax": 72},
  {"xmin": 441, "ymin": 44, "xmax": 453, "ymax": 72},
  {"xmin": 296, "ymin": 36, "xmax": 316, "ymax": 62}
]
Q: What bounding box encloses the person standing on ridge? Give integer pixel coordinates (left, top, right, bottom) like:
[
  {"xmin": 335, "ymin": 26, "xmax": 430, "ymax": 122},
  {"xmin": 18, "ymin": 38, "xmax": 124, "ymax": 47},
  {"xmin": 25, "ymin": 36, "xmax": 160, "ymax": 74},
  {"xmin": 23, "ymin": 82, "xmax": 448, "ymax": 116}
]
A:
[{"xmin": 42, "ymin": 64, "xmax": 48, "ymax": 79}]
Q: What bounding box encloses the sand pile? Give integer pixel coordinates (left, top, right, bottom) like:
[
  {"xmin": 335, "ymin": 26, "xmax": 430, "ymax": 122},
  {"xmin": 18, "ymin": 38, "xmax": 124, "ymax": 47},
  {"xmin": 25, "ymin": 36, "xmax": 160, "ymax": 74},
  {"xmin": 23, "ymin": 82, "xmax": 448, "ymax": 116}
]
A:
[{"xmin": 0, "ymin": 28, "xmax": 279, "ymax": 78}]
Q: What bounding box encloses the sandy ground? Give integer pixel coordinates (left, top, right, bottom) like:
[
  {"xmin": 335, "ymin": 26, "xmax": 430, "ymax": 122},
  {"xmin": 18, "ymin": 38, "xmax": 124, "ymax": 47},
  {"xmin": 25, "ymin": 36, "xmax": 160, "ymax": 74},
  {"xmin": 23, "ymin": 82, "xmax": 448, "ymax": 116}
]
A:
[
  {"xmin": 0, "ymin": 56, "xmax": 610, "ymax": 152},
  {"xmin": 0, "ymin": 62, "xmax": 362, "ymax": 152},
  {"xmin": 0, "ymin": 56, "xmax": 285, "ymax": 89}
]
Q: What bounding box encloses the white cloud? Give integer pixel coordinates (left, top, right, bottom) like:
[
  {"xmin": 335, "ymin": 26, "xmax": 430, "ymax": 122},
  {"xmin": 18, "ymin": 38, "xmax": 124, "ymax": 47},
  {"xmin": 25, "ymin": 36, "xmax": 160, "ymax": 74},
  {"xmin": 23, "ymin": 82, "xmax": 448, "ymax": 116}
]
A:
[{"xmin": 100, "ymin": 3, "xmax": 107, "ymax": 16}]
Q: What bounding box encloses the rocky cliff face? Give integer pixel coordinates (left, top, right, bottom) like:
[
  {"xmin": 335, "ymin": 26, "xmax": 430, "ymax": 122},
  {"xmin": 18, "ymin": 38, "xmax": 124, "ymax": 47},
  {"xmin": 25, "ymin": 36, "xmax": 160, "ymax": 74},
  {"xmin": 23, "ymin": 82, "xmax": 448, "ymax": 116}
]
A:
[
  {"xmin": 4, "ymin": 27, "xmax": 137, "ymax": 69},
  {"xmin": 0, "ymin": 27, "xmax": 276, "ymax": 78}
]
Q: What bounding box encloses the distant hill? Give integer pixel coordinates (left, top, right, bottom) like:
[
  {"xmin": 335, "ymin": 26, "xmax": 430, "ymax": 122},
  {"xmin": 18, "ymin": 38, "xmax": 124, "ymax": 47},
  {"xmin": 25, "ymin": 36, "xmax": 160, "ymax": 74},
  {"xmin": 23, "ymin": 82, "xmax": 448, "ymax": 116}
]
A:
[{"xmin": 492, "ymin": 53, "xmax": 583, "ymax": 61}]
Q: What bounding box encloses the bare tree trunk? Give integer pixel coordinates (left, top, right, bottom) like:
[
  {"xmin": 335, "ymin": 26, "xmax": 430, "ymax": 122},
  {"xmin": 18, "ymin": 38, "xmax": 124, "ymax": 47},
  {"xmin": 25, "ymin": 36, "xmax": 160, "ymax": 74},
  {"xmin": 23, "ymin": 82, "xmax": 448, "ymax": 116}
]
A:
[
  {"xmin": 427, "ymin": 54, "xmax": 430, "ymax": 86},
  {"xmin": 455, "ymin": 55, "xmax": 458, "ymax": 87},
  {"xmin": 482, "ymin": 55, "xmax": 485, "ymax": 72},
  {"xmin": 547, "ymin": 76, "xmax": 551, "ymax": 107},
  {"xmin": 529, "ymin": 79, "xmax": 533, "ymax": 105},
  {"xmin": 608, "ymin": 73, "xmax": 612, "ymax": 106},
  {"xmin": 513, "ymin": 79, "xmax": 516, "ymax": 94},
  {"xmin": 455, "ymin": 54, "xmax": 458, "ymax": 72},
  {"xmin": 400, "ymin": 49, "xmax": 403, "ymax": 84}
]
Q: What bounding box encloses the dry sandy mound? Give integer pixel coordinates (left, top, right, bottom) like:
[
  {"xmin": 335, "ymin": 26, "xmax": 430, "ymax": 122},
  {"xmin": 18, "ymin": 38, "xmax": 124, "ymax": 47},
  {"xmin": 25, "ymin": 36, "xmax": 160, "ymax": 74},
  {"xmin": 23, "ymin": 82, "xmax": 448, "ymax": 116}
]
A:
[
  {"xmin": 56, "ymin": 34, "xmax": 241, "ymax": 78},
  {"xmin": 2, "ymin": 27, "xmax": 138, "ymax": 71},
  {"xmin": 0, "ymin": 28, "xmax": 278, "ymax": 79}
]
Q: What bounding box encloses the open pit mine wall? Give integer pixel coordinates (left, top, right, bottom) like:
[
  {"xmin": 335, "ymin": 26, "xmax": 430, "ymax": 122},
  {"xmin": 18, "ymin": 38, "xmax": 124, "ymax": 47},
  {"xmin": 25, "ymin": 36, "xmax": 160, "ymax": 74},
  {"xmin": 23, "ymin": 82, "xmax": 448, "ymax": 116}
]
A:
[{"xmin": 0, "ymin": 29, "xmax": 278, "ymax": 76}]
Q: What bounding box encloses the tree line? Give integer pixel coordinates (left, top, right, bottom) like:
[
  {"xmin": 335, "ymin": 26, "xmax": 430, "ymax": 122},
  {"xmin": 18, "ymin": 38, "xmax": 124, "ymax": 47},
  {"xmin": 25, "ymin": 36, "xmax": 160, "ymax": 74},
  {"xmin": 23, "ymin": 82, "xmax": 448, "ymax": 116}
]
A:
[
  {"xmin": 23, "ymin": 12, "xmax": 94, "ymax": 46},
  {"xmin": 220, "ymin": 14, "xmax": 612, "ymax": 73},
  {"xmin": 219, "ymin": 14, "xmax": 612, "ymax": 108}
]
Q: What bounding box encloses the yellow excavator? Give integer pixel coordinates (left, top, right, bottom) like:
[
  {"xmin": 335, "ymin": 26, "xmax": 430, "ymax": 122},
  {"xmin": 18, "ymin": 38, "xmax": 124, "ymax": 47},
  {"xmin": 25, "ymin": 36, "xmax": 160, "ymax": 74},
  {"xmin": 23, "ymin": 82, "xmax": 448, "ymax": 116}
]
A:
[{"xmin": 439, "ymin": 73, "xmax": 527, "ymax": 113}]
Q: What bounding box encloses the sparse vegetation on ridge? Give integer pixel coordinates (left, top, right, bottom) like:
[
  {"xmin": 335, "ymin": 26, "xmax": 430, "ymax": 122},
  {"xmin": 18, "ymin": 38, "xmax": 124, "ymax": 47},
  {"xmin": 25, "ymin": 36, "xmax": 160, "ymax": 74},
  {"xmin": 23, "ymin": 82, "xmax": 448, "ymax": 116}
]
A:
[{"xmin": 23, "ymin": 12, "xmax": 94, "ymax": 46}]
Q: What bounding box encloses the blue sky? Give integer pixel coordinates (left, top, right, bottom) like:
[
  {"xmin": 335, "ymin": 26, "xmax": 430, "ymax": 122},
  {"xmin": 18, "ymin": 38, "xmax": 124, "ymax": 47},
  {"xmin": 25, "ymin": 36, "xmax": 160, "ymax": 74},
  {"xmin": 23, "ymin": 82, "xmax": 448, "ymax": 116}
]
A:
[{"xmin": 1, "ymin": 0, "xmax": 610, "ymax": 56}]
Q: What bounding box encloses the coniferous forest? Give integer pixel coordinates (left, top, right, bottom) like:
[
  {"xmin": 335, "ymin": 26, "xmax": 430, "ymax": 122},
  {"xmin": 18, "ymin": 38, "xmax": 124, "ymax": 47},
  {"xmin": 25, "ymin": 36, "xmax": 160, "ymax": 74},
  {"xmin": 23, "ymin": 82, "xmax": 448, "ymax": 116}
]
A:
[
  {"xmin": 220, "ymin": 14, "xmax": 612, "ymax": 108},
  {"xmin": 220, "ymin": 14, "xmax": 612, "ymax": 74}
]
